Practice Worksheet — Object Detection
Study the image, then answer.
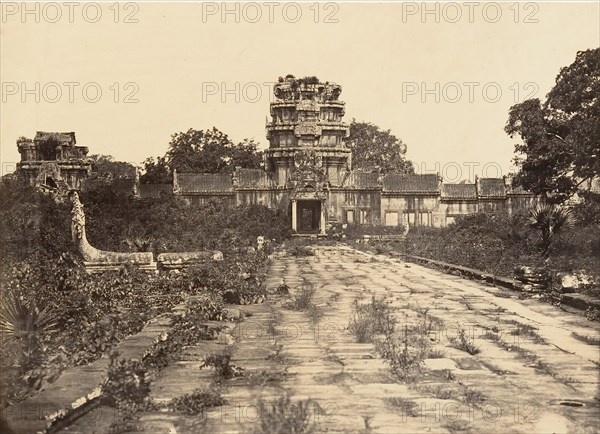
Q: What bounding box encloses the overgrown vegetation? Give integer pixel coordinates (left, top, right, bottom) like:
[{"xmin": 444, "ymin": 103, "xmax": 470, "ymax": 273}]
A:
[
  {"xmin": 168, "ymin": 387, "xmax": 227, "ymax": 415},
  {"xmin": 200, "ymin": 349, "xmax": 244, "ymax": 383},
  {"xmin": 284, "ymin": 284, "xmax": 316, "ymax": 311},
  {"xmin": 571, "ymin": 331, "xmax": 600, "ymax": 346},
  {"xmin": 252, "ymin": 394, "xmax": 316, "ymax": 434},
  {"xmin": 102, "ymin": 351, "xmax": 151, "ymax": 410},
  {"xmin": 367, "ymin": 207, "xmax": 600, "ymax": 294},
  {"xmin": 348, "ymin": 297, "xmax": 434, "ymax": 382},
  {"xmin": 449, "ymin": 324, "xmax": 481, "ymax": 356},
  {"xmin": 348, "ymin": 297, "xmax": 396, "ymax": 343},
  {"xmin": 0, "ymin": 179, "xmax": 283, "ymax": 408}
]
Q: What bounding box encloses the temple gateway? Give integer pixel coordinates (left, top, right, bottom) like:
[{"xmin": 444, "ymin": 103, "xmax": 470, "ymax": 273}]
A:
[
  {"xmin": 16, "ymin": 76, "xmax": 539, "ymax": 234},
  {"xmin": 171, "ymin": 76, "xmax": 538, "ymax": 233}
]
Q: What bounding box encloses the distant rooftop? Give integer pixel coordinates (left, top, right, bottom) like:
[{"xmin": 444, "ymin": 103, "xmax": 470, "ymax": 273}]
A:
[
  {"xmin": 34, "ymin": 131, "xmax": 76, "ymax": 145},
  {"xmin": 382, "ymin": 174, "xmax": 439, "ymax": 194},
  {"xmin": 478, "ymin": 178, "xmax": 506, "ymax": 198},
  {"xmin": 441, "ymin": 183, "xmax": 477, "ymax": 200}
]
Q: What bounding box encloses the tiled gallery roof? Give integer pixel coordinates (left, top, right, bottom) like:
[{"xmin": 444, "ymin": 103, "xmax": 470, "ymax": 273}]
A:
[
  {"xmin": 342, "ymin": 171, "xmax": 380, "ymax": 188},
  {"xmin": 139, "ymin": 183, "xmax": 172, "ymax": 198},
  {"xmin": 236, "ymin": 168, "xmax": 274, "ymax": 188},
  {"xmin": 177, "ymin": 173, "xmax": 233, "ymax": 193},
  {"xmin": 441, "ymin": 183, "xmax": 477, "ymax": 200},
  {"xmin": 382, "ymin": 174, "xmax": 439, "ymax": 194},
  {"xmin": 478, "ymin": 178, "xmax": 506, "ymax": 198}
]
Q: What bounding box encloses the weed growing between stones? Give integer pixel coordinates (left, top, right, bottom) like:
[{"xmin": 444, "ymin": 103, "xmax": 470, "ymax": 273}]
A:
[
  {"xmin": 494, "ymin": 340, "xmax": 558, "ymax": 378},
  {"xmin": 584, "ymin": 307, "xmax": 600, "ymax": 322},
  {"xmin": 460, "ymin": 386, "xmax": 486, "ymax": 405},
  {"xmin": 347, "ymin": 299, "xmax": 434, "ymax": 382},
  {"xmin": 307, "ymin": 303, "xmax": 323, "ymax": 323},
  {"xmin": 246, "ymin": 369, "xmax": 289, "ymax": 387},
  {"xmin": 286, "ymin": 284, "xmax": 316, "ymax": 310},
  {"xmin": 480, "ymin": 330, "xmax": 502, "ymax": 342},
  {"xmin": 144, "ymin": 320, "xmax": 223, "ymax": 371},
  {"xmin": 252, "ymin": 394, "xmax": 316, "ymax": 434},
  {"xmin": 200, "ymin": 349, "xmax": 244, "ymax": 384},
  {"xmin": 426, "ymin": 348, "xmax": 447, "ymax": 359},
  {"xmin": 449, "ymin": 324, "xmax": 481, "ymax": 355},
  {"xmin": 266, "ymin": 343, "xmax": 287, "ymax": 364},
  {"xmin": 508, "ymin": 322, "xmax": 546, "ymax": 344},
  {"xmin": 168, "ymin": 387, "xmax": 227, "ymax": 415},
  {"xmin": 283, "ymin": 283, "xmax": 323, "ymax": 323},
  {"xmin": 348, "ymin": 297, "xmax": 396, "ymax": 343},
  {"xmin": 385, "ymin": 397, "xmax": 420, "ymax": 417},
  {"xmin": 416, "ymin": 384, "xmax": 455, "ymax": 399},
  {"xmin": 285, "ymin": 240, "xmax": 315, "ymax": 257},
  {"xmin": 377, "ymin": 335, "xmax": 425, "ymax": 382},
  {"xmin": 571, "ymin": 331, "xmax": 600, "ymax": 346}
]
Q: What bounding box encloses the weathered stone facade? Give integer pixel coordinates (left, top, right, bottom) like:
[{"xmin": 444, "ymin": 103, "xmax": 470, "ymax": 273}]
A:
[
  {"xmin": 172, "ymin": 77, "xmax": 540, "ymax": 232},
  {"xmin": 16, "ymin": 131, "xmax": 92, "ymax": 191}
]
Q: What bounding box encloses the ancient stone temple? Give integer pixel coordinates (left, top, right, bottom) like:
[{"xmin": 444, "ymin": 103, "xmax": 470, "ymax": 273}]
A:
[
  {"xmin": 171, "ymin": 76, "xmax": 539, "ymax": 233},
  {"xmin": 16, "ymin": 132, "xmax": 92, "ymax": 191}
]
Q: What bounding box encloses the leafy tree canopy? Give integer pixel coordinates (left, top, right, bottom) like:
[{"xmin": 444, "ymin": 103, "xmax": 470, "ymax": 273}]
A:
[
  {"xmin": 347, "ymin": 119, "xmax": 414, "ymax": 174},
  {"xmin": 89, "ymin": 154, "xmax": 136, "ymax": 179},
  {"xmin": 140, "ymin": 156, "xmax": 171, "ymax": 184},
  {"xmin": 505, "ymin": 48, "xmax": 599, "ymax": 203},
  {"xmin": 140, "ymin": 128, "xmax": 263, "ymax": 183}
]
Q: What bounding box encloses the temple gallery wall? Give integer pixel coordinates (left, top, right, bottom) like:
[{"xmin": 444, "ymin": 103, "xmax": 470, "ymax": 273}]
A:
[{"xmin": 15, "ymin": 76, "xmax": 540, "ymax": 234}]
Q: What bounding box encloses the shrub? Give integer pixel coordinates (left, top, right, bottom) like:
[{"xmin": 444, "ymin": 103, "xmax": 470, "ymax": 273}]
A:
[
  {"xmin": 102, "ymin": 352, "xmax": 150, "ymax": 409},
  {"xmin": 284, "ymin": 284, "xmax": 316, "ymax": 311},
  {"xmin": 168, "ymin": 388, "xmax": 227, "ymax": 415},
  {"xmin": 253, "ymin": 394, "xmax": 316, "ymax": 434},
  {"xmin": 377, "ymin": 336, "xmax": 424, "ymax": 382},
  {"xmin": 200, "ymin": 350, "xmax": 243, "ymax": 383},
  {"xmin": 348, "ymin": 297, "xmax": 395, "ymax": 343},
  {"xmin": 185, "ymin": 294, "xmax": 227, "ymax": 322}
]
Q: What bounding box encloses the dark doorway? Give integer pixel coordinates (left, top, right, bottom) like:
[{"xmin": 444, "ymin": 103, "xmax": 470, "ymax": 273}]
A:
[
  {"xmin": 297, "ymin": 200, "xmax": 321, "ymax": 233},
  {"xmin": 45, "ymin": 176, "xmax": 58, "ymax": 189}
]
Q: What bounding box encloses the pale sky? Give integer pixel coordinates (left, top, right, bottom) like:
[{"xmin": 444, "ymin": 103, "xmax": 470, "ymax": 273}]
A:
[{"xmin": 1, "ymin": 2, "xmax": 599, "ymax": 181}]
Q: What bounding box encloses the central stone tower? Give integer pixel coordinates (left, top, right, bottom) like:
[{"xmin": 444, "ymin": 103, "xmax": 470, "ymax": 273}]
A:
[{"xmin": 264, "ymin": 75, "xmax": 351, "ymax": 234}]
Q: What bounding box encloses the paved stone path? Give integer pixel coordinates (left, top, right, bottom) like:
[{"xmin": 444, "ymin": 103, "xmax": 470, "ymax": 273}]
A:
[{"xmin": 51, "ymin": 246, "xmax": 599, "ymax": 433}]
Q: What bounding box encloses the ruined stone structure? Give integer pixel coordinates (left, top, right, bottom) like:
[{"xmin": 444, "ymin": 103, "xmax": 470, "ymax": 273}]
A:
[
  {"xmin": 17, "ymin": 132, "xmax": 92, "ymax": 191},
  {"xmin": 69, "ymin": 191, "xmax": 157, "ymax": 272},
  {"xmin": 171, "ymin": 76, "xmax": 539, "ymax": 233},
  {"xmin": 69, "ymin": 191, "xmax": 224, "ymax": 272}
]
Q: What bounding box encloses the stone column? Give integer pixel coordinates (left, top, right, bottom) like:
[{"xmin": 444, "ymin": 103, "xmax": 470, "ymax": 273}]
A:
[
  {"xmin": 291, "ymin": 200, "xmax": 297, "ymax": 232},
  {"xmin": 319, "ymin": 200, "xmax": 326, "ymax": 235}
]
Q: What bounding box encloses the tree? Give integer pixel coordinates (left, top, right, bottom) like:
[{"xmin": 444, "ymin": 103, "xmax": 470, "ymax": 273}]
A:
[
  {"xmin": 140, "ymin": 156, "xmax": 171, "ymax": 184},
  {"xmin": 347, "ymin": 120, "xmax": 414, "ymax": 174},
  {"xmin": 505, "ymin": 48, "xmax": 600, "ymax": 203},
  {"xmin": 89, "ymin": 154, "xmax": 136, "ymax": 179},
  {"xmin": 166, "ymin": 127, "xmax": 263, "ymax": 174},
  {"xmin": 528, "ymin": 204, "xmax": 575, "ymax": 258}
]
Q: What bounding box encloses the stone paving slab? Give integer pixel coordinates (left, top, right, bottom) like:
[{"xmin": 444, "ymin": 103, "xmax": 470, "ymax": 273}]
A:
[{"xmin": 40, "ymin": 245, "xmax": 600, "ymax": 433}]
